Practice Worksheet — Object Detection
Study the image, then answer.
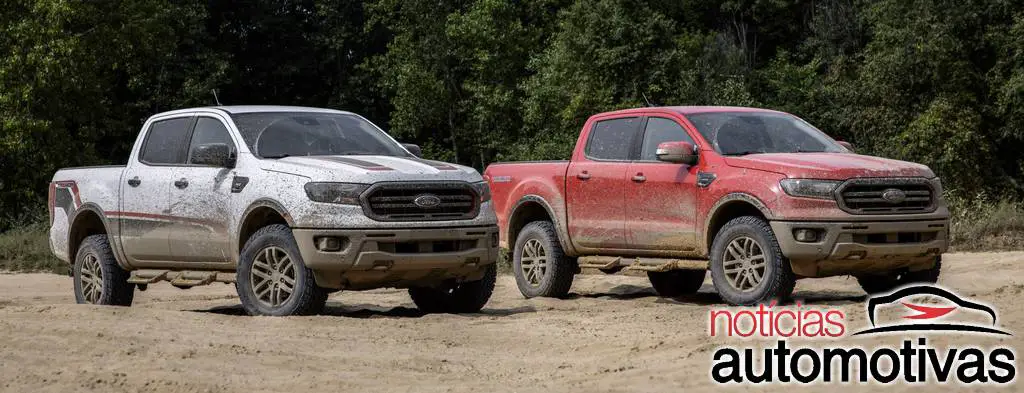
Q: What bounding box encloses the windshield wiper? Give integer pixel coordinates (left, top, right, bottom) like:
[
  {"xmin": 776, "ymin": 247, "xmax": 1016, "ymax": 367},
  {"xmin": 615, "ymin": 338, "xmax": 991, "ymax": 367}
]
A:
[
  {"xmin": 262, "ymin": 153, "xmax": 292, "ymax": 159},
  {"xmin": 723, "ymin": 150, "xmax": 765, "ymax": 156}
]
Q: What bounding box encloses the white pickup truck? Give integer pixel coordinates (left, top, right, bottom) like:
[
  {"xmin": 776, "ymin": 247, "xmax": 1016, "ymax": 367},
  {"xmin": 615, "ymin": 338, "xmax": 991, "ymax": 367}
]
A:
[{"xmin": 48, "ymin": 106, "xmax": 499, "ymax": 316}]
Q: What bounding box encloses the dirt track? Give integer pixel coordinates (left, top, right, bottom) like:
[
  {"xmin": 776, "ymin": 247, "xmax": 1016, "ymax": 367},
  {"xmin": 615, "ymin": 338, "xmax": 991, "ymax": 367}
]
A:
[{"xmin": 2, "ymin": 252, "xmax": 1023, "ymax": 392}]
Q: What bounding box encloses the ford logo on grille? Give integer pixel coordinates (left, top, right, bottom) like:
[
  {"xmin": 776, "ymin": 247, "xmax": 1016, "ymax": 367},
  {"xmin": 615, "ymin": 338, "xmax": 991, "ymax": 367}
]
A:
[
  {"xmin": 881, "ymin": 188, "xmax": 907, "ymax": 204},
  {"xmin": 413, "ymin": 194, "xmax": 442, "ymax": 208}
]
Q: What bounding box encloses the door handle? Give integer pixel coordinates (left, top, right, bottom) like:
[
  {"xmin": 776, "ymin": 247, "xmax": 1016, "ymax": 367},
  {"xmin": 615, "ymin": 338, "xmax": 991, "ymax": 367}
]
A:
[
  {"xmin": 173, "ymin": 178, "xmax": 189, "ymax": 189},
  {"xmin": 632, "ymin": 174, "xmax": 646, "ymax": 183},
  {"xmin": 127, "ymin": 177, "xmax": 141, "ymax": 187},
  {"xmin": 577, "ymin": 171, "xmax": 591, "ymax": 180}
]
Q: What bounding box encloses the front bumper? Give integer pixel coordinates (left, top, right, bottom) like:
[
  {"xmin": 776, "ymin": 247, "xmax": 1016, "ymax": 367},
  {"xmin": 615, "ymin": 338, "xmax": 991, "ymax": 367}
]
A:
[
  {"xmin": 770, "ymin": 219, "xmax": 949, "ymax": 277},
  {"xmin": 293, "ymin": 225, "xmax": 500, "ymax": 289}
]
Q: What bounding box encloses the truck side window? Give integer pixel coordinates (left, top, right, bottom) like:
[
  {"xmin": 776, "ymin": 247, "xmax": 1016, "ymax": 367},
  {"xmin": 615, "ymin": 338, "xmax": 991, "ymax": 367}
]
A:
[
  {"xmin": 640, "ymin": 117, "xmax": 694, "ymax": 161},
  {"xmin": 188, "ymin": 117, "xmax": 235, "ymax": 164},
  {"xmin": 586, "ymin": 117, "xmax": 639, "ymax": 161},
  {"xmin": 140, "ymin": 117, "xmax": 193, "ymax": 164}
]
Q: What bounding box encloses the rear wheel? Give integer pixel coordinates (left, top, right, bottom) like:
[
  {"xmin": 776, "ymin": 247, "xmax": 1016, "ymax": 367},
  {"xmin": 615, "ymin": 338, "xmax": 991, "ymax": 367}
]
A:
[
  {"xmin": 648, "ymin": 270, "xmax": 706, "ymax": 298},
  {"xmin": 73, "ymin": 234, "xmax": 134, "ymax": 306},
  {"xmin": 237, "ymin": 224, "xmax": 328, "ymax": 316},
  {"xmin": 408, "ymin": 264, "xmax": 497, "ymax": 313},
  {"xmin": 856, "ymin": 256, "xmax": 942, "ymax": 294},
  {"xmin": 709, "ymin": 216, "xmax": 795, "ymax": 306},
  {"xmin": 513, "ymin": 221, "xmax": 575, "ymax": 298}
]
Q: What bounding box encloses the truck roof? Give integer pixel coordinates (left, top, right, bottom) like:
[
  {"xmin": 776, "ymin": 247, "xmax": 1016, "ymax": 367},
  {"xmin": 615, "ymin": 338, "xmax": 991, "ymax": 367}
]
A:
[
  {"xmin": 151, "ymin": 105, "xmax": 356, "ymax": 118},
  {"xmin": 599, "ymin": 106, "xmax": 784, "ymax": 116}
]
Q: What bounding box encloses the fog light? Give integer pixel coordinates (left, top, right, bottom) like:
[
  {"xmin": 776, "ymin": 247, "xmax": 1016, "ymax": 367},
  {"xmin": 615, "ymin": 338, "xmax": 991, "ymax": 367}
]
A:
[
  {"xmin": 490, "ymin": 232, "xmax": 499, "ymax": 248},
  {"xmin": 316, "ymin": 236, "xmax": 344, "ymax": 252},
  {"xmin": 794, "ymin": 229, "xmax": 820, "ymax": 243}
]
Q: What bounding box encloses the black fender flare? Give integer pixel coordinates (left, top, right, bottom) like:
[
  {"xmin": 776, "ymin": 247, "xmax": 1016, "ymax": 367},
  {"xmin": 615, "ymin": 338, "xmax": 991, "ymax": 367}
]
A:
[
  {"xmin": 508, "ymin": 195, "xmax": 577, "ymax": 256},
  {"xmin": 702, "ymin": 192, "xmax": 774, "ymax": 252}
]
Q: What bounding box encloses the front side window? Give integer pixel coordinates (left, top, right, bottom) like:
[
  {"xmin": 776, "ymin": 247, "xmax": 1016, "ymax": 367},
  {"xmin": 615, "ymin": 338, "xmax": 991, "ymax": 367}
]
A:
[
  {"xmin": 188, "ymin": 117, "xmax": 235, "ymax": 164},
  {"xmin": 686, "ymin": 112, "xmax": 844, "ymax": 156},
  {"xmin": 140, "ymin": 117, "xmax": 193, "ymax": 164},
  {"xmin": 585, "ymin": 117, "xmax": 640, "ymax": 161},
  {"xmin": 231, "ymin": 112, "xmax": 409, "ymax": 158},
  {"xmin": 640, "ymin": 117, "xmax": 694, "ymax": 161}
]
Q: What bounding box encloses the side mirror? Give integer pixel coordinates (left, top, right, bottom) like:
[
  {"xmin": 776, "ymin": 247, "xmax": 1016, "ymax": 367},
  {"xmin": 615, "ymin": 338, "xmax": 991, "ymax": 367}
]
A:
[
  {"xmin": 403, "ymin": 143, "xmax": 423, "ymax": 158},
  {"xmin": 191, "ymin": 143, "xmax": 235, "ymax": 167},
  {"xmin": 837, "ymin": 141, "xmax": 855, "ymax": 152},
  {"xmin": 656, "ymin": 141, "xmax": 698, "ymax": 165}
]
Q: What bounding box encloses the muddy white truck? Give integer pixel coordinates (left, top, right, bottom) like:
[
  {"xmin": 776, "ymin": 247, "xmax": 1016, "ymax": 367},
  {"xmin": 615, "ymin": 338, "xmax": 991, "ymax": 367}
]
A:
[{"xmin": 48, "ymin": 106, "xmax": 499, "ymax": 316}]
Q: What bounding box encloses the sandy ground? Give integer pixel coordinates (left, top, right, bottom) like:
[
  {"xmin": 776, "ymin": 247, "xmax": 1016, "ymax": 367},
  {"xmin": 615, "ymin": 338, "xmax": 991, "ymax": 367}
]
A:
[{"xmin": 1, "ymin": 252, "xmax": 1023, "ymax": 393}]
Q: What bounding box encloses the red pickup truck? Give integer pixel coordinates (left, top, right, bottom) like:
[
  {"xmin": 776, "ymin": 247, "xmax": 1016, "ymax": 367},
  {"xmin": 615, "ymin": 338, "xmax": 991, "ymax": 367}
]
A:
[{"xmin": 484, "ymin": 106, "xmax": 949, "ymax": 305}]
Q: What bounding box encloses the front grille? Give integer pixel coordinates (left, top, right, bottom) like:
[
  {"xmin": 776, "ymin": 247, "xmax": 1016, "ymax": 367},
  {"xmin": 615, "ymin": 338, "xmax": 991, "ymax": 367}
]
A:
[
  {"xmin": 361, "ymin": 182, "xmax": 479, "ymax": 221},
  {"xmin": 837, "ymin": 178, "xmax": 935, "ymax": 214}
]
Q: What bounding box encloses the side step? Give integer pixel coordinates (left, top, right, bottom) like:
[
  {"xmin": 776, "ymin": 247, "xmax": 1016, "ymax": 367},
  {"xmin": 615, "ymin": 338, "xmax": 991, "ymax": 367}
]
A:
[
  {"xmin": 128, "ymin": 270, "xmax": 236, "ymax": 288},
  {"xmin": 577, "ymin": 256, "xmax": 708, "ymax": 274}
]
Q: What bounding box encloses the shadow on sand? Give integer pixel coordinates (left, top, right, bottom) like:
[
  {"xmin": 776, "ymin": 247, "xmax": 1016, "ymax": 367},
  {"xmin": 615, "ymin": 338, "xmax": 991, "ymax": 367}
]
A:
[
  {"xmin": 566, "ymin": 283, "xmax": 866, "ymax": 306},
  {"xmin": 191, "ymin": 302, "xmax": 537, "ymax": 318}
]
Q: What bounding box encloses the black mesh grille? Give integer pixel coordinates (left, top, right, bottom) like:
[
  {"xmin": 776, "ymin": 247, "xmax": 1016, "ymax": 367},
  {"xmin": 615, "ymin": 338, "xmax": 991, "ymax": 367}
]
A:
[
  {"xmin": 362, "ymin": 183, "xmax": 478, "ymax": 221},
  {"xmin": 838, "ymin": 179, "xmax": 934, "ymax": 214}
]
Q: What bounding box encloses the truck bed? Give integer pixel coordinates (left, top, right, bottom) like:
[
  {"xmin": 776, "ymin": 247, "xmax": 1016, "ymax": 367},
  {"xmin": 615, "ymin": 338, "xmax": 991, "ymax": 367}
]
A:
[{"xmin": 483, "ymin": 160, "xmax": 570, "ymax": 247}]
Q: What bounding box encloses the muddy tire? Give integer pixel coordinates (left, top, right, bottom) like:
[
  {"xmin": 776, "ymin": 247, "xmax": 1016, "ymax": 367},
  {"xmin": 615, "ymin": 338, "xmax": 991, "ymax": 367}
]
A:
[
  {"xmin": 856, "ymin": 256, "xmax": 942, "ymax": 294},
  {"xmin": 237, "ymin": 224, "xmax": 328, "ymax": 316},
  {"xmin": 73, "ymin": 234, "xmax": 135, "ymax": 306},
  {"xmin": 709, "ymin": 216, "xmax": 795, "ymax": 306},
  {"xmin": 409, "ymin": 264, "xmax": 497, "ymax": 313},
  {"xmin": 513, "ymin": 221, "xmax": 575, "ymax": 298},
  {"xmin": 648, "ymin": 270, "xmax": 706, "ymax": 298}
]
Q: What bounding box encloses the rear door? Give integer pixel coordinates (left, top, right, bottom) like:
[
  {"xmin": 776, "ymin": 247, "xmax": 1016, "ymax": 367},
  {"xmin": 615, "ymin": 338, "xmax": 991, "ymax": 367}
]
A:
[
  {"xmin": 168, "ymin": 114, "xmax": 239, "ymax": 264},
  {"xmin": 626, "ymin": 116, "xmax": 700, "ymax": 252},
  {"xmin": 119, "ymin": 115, "xmax": 194, "ymax": 264},
  {"xmin": 565, "ymin": 116, "xmax": 641, "ymax": 250}
]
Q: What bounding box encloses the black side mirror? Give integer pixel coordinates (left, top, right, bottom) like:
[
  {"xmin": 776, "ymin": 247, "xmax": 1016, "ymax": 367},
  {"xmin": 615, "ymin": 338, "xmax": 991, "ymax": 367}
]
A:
[
  {"xmin": 403, "ymin": 143, "xmax": 423, "ymax": 158},
  {"xmin": 191, "ymin": 143, "xmax": 235, "ymax": 167},
  {"xmin": 837, "ymin": 141, "xmax": 855, "ymax": 152},
  {"xmin": 655, "ymin": 141, "xmax": 699, "ymax": 165}
]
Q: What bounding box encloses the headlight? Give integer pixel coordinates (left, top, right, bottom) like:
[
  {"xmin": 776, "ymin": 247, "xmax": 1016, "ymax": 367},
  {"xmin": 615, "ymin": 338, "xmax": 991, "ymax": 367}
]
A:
[
  {"xmin": 304, "ymin": 182, "xmax": 369, "ymax": 205},
  {"xmin": 471, "ymin": 181, "xmax": 491, "ymax": 202},
  {"xmin": 779, "ymin": 179, "xmax": 841, "ymax": 200}
]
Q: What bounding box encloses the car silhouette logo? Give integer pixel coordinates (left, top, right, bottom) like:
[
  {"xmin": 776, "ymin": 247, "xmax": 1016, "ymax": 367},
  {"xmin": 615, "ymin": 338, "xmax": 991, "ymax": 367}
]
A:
[
  {"xmin": 881, "ymin": 188, "xmax": 907, "ymax": 204},
  {"xmin": 413, "ymin": 194, "xmax": 442, "ymax": 208},
  {"xmin": 854, "ymin": 284, "xmax": 1011, "ymax": 336}
]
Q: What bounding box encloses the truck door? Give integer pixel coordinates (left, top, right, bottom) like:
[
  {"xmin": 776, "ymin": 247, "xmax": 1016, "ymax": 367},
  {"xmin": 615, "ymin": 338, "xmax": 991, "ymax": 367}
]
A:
[
  {"xmin": 119, "ymin": 115, "xmax": 194, "ymax": 264},
  {"xmin": 565, "ymin": 116, "xmax": 641, "ymax": 250},
  {"xmin": 167, "ymin": 115, "xmax": 238, "ymax": 264},
  {"xmin": 626, "ymin": 116, "xmax": 700, "ymax": 252}
]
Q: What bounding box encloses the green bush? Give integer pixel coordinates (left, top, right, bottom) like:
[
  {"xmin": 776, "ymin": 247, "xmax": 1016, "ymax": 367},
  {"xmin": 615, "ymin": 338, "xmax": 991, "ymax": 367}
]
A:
[
  {"xmin": 0, "ymin": 222, "xmax": 66, "ymax": 274},
  {"xmin": 947, "ymin": 193, "xmax": 1024, "ymax": 252}
]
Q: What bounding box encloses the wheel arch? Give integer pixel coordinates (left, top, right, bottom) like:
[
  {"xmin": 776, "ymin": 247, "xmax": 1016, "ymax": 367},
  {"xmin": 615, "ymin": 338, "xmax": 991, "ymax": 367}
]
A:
[
  {"xmin": 236, "ymin": 199, "xmax": 295, "ymax": 262},
  {"xmin": 67, "ymin": 204, "xmax": 126, "ymax": 269},
  {"xmin": 703, "ymin": 193, "xmax": 774, "ymax": 255},
  {"xmin": 507, "ymin": 195, "xmax": 575, "ymax": 256}
]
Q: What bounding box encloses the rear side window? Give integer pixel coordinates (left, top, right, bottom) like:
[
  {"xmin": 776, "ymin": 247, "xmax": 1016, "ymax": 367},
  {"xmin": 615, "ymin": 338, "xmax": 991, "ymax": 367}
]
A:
[
  {"xmin": 640, "ymin": 117, "xmax": 694, "ymax": 161},
  {"xmin": 586, "ymin": 117, "xmax": 640, "ymax": 160},
  {"xmin": 188, "ymin": 117, "xmax": 235, "ymax": 163},
  {"xmin": 140, "ymin": 117, "xmax": 193, "ymax": 164}
]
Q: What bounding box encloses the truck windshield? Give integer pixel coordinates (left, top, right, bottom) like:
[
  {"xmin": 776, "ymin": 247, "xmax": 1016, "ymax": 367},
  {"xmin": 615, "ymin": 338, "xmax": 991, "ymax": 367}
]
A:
[
  {"xmin": 231, "ymin": 112, "xmax": 409, "ymax": 158},
  {"xmin": 685, "ymin": 112, "xmax": 845, "ymax": 156}
]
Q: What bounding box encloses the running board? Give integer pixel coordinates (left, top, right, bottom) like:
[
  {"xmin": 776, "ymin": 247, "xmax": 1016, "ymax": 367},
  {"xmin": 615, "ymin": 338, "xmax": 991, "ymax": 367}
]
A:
[
  {"xmin": 128, "ymin": 270, "xmax": 236, "ymax": 288},
  {"xmin": 577, "ymin": 256, "xmax": 707, "ymax": 274}
]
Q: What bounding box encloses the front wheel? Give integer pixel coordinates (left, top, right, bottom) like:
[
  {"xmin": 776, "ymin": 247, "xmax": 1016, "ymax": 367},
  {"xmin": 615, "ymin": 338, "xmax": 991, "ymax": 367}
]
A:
[
  {"xmin": 236, "ymin": 224, "xmax": 328, "ymax": 316},
  {"xmin": 408, "ymin": 264, "xmax": 497, "ymax": 313},
  {"xmin": 73, "ymin": 234, "xmax": 134, "ymax": 306},
  {"xmin": 709, "ymin": 216, "xmax": 795, "ymax": 306},
  {"xmin": 856, "ymin": 256, "xmax": 942, "ymax": 294}
]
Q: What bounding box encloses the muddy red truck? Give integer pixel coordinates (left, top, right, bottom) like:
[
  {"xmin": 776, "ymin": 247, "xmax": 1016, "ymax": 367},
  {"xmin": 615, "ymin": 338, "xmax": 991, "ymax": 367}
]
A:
[{"xmin": 484, "ymin": 106, "xmax": 949, "ymax": 305}]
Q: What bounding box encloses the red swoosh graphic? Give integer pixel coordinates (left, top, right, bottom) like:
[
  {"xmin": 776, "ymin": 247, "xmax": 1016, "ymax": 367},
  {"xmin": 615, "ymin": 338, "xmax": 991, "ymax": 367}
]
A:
[{"xmin": 902, "ymin": 302, "xmax": 956, "ymax": 320}]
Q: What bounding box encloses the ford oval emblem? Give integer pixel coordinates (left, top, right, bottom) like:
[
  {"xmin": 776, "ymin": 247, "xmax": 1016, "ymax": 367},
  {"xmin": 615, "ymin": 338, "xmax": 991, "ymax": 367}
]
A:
[
  {"xmin": 413, "ymin": 194, "xmax": 442, "ymax": 208},
  {"xmin": 881, "ymin": 188, "xmax": 907, "ymax": 204}
]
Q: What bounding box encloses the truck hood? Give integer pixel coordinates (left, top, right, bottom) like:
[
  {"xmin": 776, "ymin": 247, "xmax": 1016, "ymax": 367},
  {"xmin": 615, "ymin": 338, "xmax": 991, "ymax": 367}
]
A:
[
  {"xmin": 723, "ymin": 153, "xmax": 935, "ymax": 180},
  {"xmin": 259, "ymin": 155, "xmax": 482, "ymax": 183}
]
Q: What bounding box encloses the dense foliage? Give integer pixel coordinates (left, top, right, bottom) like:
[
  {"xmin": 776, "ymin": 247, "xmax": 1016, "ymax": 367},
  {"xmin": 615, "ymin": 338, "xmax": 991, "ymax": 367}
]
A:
[{"xmin": 3, "ymin": 0, "xmax": 1023, "ymax": 231}]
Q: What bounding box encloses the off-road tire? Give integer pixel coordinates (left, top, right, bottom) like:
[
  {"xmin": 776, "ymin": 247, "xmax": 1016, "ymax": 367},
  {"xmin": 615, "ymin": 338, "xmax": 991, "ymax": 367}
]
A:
[
  {"xmin": 513, "ymin": 221, "xmax": 575, "ymax": 298},
  {"xmin": 855, "ymin": 256, "xmax": 942, "ymax": 295},
  {"xmin": 236, "ymin": 224, "xmax": 328, "ymax": 316},
  {"xmin": 648, "ymin": 270, "xmax": 706, "ymax": 298},
  {"xmin": 709, "ymin": 216, "xmax": 796, "ymax": 306},
  {"xmin": 73, "ymin": 234, "xmax": 135, "ymax": 306},
  {"xmin": 408, "ymin": 264, "xmax": 497, "ymax": 313}
]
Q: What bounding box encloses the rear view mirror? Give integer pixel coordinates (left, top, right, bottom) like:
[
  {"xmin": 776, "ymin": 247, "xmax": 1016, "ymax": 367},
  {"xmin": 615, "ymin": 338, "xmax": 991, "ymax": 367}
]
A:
[
  {"xmin": 191, "ymin": 143, "xmax": 235, "ymax": 167},
  {"xmin": 403, "ymin": 143, "xmax": 423, "ymax": 158},
  {"xmin": 656, "ymin": 141, "xmax": 698, "ymax": 165},
  {"xmin": 837, "ymin": 141, "xmax": 855, "ymax": 152}
]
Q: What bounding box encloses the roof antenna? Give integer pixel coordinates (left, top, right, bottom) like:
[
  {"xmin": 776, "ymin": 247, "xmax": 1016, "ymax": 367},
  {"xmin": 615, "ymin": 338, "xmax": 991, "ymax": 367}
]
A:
[
  {"xmin": 212, "ymin": 89, "xmax": 223, "ymax": 106},
  {"xmin": 641, "ymin": 92, "xmax": 655, "ymax": 107}
]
